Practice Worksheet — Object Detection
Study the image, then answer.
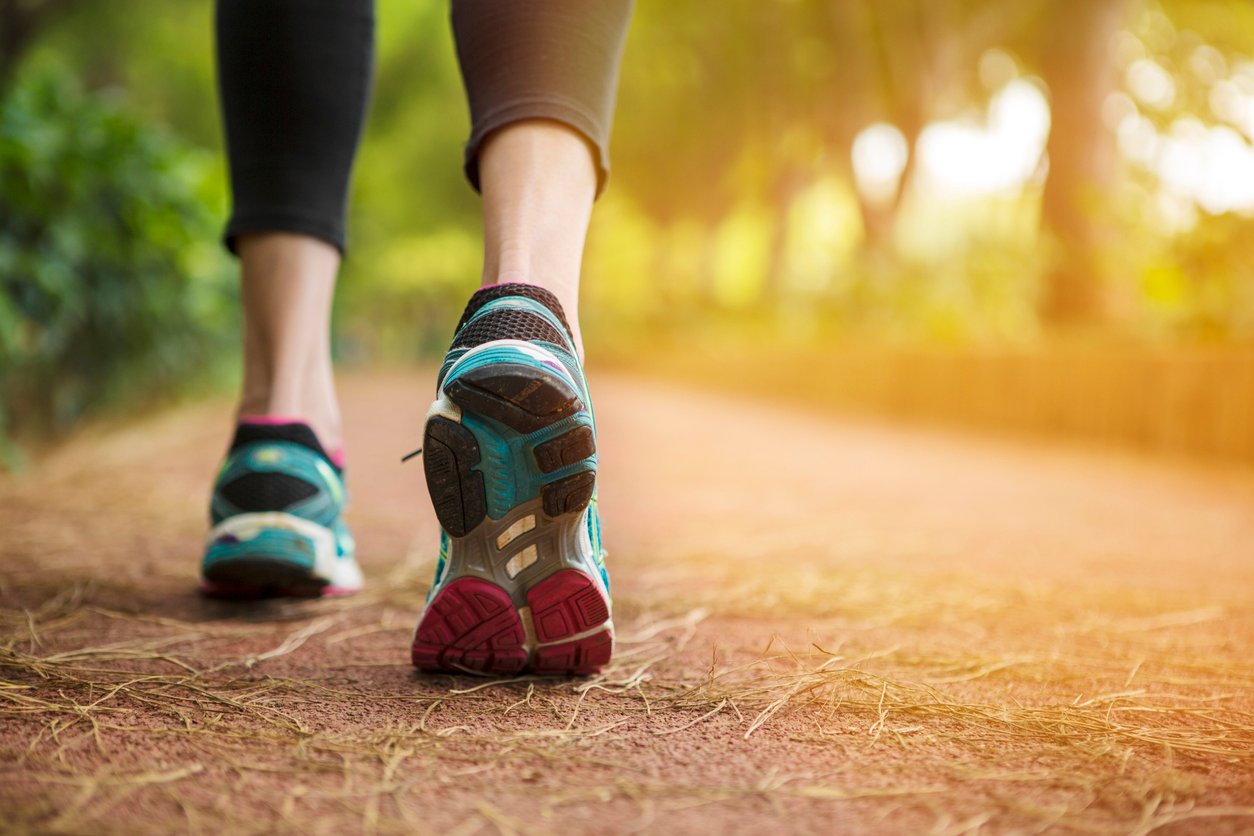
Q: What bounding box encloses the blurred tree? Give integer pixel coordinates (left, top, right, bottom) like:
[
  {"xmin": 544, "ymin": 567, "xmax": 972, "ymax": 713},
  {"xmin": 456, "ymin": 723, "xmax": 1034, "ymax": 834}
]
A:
[
  {"xmin": 1038, "ymin": 0, "xmax": 1130, "ymax": 324},
  {"xmin": 612, "ymin": 3, "xmax": 750, "ymax": 305},
  {"xmin": 4, "ymin": 0, "xmax": 1253, "ymax": 368}
]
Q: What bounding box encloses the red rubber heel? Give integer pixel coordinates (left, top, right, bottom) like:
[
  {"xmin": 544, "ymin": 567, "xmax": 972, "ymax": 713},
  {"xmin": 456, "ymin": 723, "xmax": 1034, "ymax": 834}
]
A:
[
  {"xmin": 527, "ymin": 570, "xmax": 612, "ymax": 675},
  {"xmin": 412, "ymin": 578, "xmax": 527, "ymax": 674},
  {"xmin": 532, "ymin": 631, "xmax": 613, "ymax": 676}
]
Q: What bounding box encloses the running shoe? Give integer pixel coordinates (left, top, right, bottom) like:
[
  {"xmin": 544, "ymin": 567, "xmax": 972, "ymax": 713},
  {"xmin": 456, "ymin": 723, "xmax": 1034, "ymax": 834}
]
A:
[
  {"xmin": 411, "ymin": 283, "xmax": 612, "ymax": 676},
  {"xmin": 201, "ymin": 420, "xmax": 362, "ymax": 597}
]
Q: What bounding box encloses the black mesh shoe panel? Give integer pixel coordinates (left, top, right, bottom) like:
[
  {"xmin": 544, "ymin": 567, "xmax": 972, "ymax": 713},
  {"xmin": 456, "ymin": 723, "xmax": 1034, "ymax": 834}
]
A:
[
  {"xmin": 452, "ymin": 309, "xmax": 568, "ymax": 351},
  {"xmin": 218, "ymin": 471, "xmax": 318, "ymax": 512},
  {"xmin": 455, "ymin": 283, "xmax": 574, "ymax": 341}
]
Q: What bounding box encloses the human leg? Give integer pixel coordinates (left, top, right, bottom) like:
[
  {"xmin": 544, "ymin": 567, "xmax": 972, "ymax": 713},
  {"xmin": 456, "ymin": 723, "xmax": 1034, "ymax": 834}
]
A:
[
  {"xmin": 411, "ymin": 1, "xmax": 631, "ymax": 674},
  {"xmin": 454, "ymin": 0, "xmax": 632, "ymax": 355},
  {"xmin": 202, "ymin": 0, "xmax": 374, "ymax": 597},
  {"xmin": 476, "ymin": 121, "xmax": 596, "ymax": 355},
  {"xmin": 217, "ymin": 0, "xmax": 374, "ymax": 450},
  {"xmin": 235, "ymin": 234, "xmax": 341, "ymax": 452}
]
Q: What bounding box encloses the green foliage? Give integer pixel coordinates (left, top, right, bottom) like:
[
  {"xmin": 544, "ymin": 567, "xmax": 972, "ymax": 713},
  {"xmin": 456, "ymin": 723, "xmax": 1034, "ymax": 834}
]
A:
[
  {"xmin": 0, "ymin": 65, "xmax": 236, "ymax": 456},
  {"xmin": 25, "ymin": 0, "xmax": 222, "ymax": 149}
]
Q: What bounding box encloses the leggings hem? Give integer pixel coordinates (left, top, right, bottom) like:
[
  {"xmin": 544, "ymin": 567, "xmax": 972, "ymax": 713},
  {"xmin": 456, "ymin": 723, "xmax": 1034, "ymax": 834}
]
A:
[
  {"xmin": 462, "ymin": 98, "xmax": 611, "ymax": 196},
  {"xmin": 224, "ymin": 212, "xmax": 347, "ymax": 257}
]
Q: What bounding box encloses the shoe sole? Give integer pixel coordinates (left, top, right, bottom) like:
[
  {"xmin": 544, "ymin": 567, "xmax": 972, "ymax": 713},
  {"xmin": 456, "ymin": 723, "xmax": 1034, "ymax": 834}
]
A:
[
  {"xmin": 199, "ymin": 560, "xmax": 344, "ymax": 599},
  {"xmin": 201, "ymin": 512, "xmax": 361, "ymax": 599},
  {"xmin": 413, "ymin": 349, "xmax": 612, "ymax": 676}
]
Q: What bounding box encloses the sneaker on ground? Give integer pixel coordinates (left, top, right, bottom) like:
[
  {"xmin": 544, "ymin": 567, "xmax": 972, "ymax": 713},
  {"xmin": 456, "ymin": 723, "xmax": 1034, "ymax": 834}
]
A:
[
  {"xmin": 201, "ymin": 420, "xmax": 362, "ymax": 598},
  {"xmin": 411, "ymin": 283, "xmax": 612, "ymax": 676}
]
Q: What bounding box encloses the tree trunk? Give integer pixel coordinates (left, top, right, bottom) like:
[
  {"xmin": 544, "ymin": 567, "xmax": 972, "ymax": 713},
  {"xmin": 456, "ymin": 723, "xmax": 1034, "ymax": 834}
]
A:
[
  {"xmin": 761, "ymin": 165, "xmax": 809, "ymax": 300},
  {"xmin": 1039, "ymin": 0, "xmax": 1129, "ymax": 325}
]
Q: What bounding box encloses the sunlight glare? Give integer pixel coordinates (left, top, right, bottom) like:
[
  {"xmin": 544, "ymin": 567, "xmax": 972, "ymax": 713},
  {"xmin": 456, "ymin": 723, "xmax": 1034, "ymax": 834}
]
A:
[
  {"xmin": 851, "ymin": 122, "xmax": 908, "ymax": 207},
  {"xmin": 1117, "ymin": 112, "xmax": 1159, "ymax": 163},
  {"xmin": 1156, "ymin": 119, "xmax": 1254, "ymax": 215},
  {"xmin": 785, "ymin": 176, "xmax": 860, "ymax": 291},
  {"xmin": 1127, "ymin": 58, "xmax": 1177, "ymax": 110},
  {"xmin": 916, "ymin": 79, "xmax": 1050, "ymax": 196},
  {"xmin": 1209, "ymin": 78, "xmax": 1254, "ymax": 141}
]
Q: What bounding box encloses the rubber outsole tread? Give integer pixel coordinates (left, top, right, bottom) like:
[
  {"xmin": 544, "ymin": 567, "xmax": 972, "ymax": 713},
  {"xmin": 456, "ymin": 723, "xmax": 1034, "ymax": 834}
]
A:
[
  {"xmin": 413, "ymin": 571, "xmax": 612, "ymax": 677},
  {"xmin": 542, "ymin": 471, "xmax": 596, "ymax": 518},
  {"xmin": 201, "ymin": 557, "xmax": 327, "ymax": 598},
  {"xmin": 423, "ymin": 417, "xmax": 487, "ymax": 537},
  {"xmin": 527, "ymin": 570, "xmax": 610, "ymax": 643},
  {"xmin": 411, "ymin": 578, "xmax": 528, "ymax": 674},
  {"xmin": 417, "ymin": 349, "xmax": 609, "ymax": 677},
  {"xmin": 445, "ymin": 363, "xmax": 582, "ymax": 434},
  {"xmin": 534, "ymin": 426, "xmax": 596, "ymax": 474},
  {"xmin": 531, "ymin": 631, "xmax": 613, "ymax": 676}
]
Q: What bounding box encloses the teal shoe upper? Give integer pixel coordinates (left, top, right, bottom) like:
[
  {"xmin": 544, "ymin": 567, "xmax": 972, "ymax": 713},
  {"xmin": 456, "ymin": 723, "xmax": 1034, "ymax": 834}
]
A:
[
  {"xmin": 208, "ymin": 422, "xmax": 353, "ymax": 559},
  {"xmin": 428, "ymin": 283, "xmax": 609, "ymax": 597},
  {"xmin": 439, "ymin": 294, "xmax": 586, "ymax": 397}
]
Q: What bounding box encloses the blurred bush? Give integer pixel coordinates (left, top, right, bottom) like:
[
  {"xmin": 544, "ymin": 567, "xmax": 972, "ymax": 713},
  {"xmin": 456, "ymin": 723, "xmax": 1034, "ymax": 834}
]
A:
[
  {"xmin": 1138, "ymin": 212, "xmax": 1254, "ymax": 339},
  {"xmin": 2, "ymin": 0, "xmax": 1252, "ymax": 456},
  {"xmin": 0, "ymin": 67, "xmax": 235, "ymax": 461}
]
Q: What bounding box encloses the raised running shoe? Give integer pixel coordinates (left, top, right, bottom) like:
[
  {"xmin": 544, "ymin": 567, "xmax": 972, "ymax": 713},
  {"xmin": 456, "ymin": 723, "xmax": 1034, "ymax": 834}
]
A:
[
  {"xmin": 201, "ymin": 420, "xmax": 362, "ymax": 597},
  {"xmin": 411, "ymin": 283, "xmax": 612, "ymax": 675}
]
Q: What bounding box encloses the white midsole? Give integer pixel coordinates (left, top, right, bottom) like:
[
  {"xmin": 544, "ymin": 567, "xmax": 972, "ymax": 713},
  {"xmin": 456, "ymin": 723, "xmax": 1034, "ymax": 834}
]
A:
[{"xmin": 206, "ymin": 512, "xmax": 362, "ymax": 590}]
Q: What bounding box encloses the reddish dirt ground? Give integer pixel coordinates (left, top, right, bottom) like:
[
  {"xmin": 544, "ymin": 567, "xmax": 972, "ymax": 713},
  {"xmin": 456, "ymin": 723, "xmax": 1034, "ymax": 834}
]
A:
[{"xmin": 2, "ymin": 370, "xmax": 1252, "ymax": 834}]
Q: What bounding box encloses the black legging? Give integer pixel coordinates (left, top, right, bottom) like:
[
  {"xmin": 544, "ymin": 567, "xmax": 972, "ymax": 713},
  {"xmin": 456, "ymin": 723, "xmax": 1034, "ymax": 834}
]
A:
[{"xmin": 215, "ymin": 0, "xmax": 632, "ymax": 254}]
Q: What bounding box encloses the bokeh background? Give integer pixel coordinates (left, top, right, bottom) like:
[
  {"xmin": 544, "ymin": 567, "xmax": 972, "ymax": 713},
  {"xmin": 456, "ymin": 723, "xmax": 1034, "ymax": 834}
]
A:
[{"xmin": 3, "ymin": 0, "xmax": 1253, "ymax": 463}]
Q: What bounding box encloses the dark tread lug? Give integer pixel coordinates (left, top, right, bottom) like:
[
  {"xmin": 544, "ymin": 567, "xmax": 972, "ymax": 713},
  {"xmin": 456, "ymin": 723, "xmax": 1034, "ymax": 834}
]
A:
[
  {"xmin": 423, "ymin": 417, "xmax": 487, "ymax": 537},
  {"xmin": 447, "ymin": 363, "xmax": 582, "ymax": 433},
  {"xmin": 542, "ymin": 471, "xmax": 596, "ymax": 518},
  {"xmin": 534, "ymin": 426, "xmax": 596, "ymax": 473}
]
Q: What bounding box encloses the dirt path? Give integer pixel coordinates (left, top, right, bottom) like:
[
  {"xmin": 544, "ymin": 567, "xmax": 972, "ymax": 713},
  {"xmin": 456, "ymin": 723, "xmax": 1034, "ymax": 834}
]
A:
[{"xmin": 2, "ymin": 370, "xmax": 1252, "ymax": 834}]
